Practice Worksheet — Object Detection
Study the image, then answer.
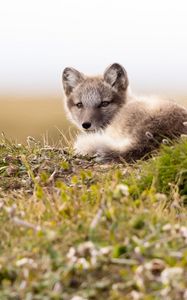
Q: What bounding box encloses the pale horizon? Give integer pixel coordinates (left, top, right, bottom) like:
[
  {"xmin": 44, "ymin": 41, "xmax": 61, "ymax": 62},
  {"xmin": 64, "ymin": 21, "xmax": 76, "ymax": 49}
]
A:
[{"xmin": 0, "ymin": 0, "xmax": 187, "ymax": 97}]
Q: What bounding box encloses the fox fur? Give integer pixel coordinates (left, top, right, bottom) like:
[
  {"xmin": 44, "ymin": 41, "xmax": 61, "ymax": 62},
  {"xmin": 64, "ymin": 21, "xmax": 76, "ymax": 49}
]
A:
[{"xmin": 62, "ymin": 63, "xmax": 187, "ymax": 161}]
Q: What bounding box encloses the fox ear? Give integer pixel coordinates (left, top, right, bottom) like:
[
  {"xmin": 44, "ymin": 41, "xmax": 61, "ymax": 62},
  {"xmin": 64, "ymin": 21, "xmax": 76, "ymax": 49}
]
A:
[
  {"xmin": 104, "ymin": 63, "xmax": 129, "ymax": 92},
  {"xmin": 62, "ymin": 67, "xmax": 84, "ymax": 96}
]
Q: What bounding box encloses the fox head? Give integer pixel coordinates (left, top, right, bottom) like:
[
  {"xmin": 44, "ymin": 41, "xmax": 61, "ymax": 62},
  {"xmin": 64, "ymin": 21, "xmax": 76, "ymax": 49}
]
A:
[{"xmin": 62, "ymin": 63, "xmax": 129, "ymax": 132}]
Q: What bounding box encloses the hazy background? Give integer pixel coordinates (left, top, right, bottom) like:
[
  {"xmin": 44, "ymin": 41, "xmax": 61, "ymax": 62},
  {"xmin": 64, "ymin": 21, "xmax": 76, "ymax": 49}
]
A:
[{"xmin": 0, "ymin": 0, "xmax": 187, "ymax": 143}]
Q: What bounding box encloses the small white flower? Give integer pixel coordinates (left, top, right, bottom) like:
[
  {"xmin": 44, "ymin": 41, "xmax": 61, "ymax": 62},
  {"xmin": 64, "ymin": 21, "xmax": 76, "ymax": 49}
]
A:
[
  {"xmin": 77, "ymin": 241, "xmax": 95, "ymax": 256},
  {"xmin": 162, "ymin": 223, "xmax": 172, "ymax": 231},
  {"xmin": 131, "ymin": 290, "xmax": 143, "ymax": 300},
  {"xmin": 134, "ymin": 246, "xmax": 141, "ymax": 254},
  {"xmin": 99, "ymin": 246, "xmax": 112, "ymax": 255},
  {"xmin": 144, "ymin": 259, "xmax": 165, "ymax": 273},
  {"xmin": 71, "ymin": 296, "xmax": 87, "ymax": 300},
  {"xmin": 77, "ymin": 258, "xmax": 90, "ymax": 270},
  {"xmin": 143, "ymin": 241, "xmax": 150, "ymax": 248},
  {"xmin": 180, "ymin": 226, "xmax": 187, "ymax": 239},
  {"xmin": 115, "ymin": 184, "xmax": 129, "ymax": 197},
  {"xmin": 16, "ymin": 258, "xmax": 37, "ymax": 268},
  {"xmin": 67, "ymin": 247, "xmax": 76, "ymax": 259},
  {"xmin": 161, "ymin": 267, "xmax": 183, "ymax": 285},
  {"xmin": 155, "ymin": 193, "xmax": 167, "ymax": 202}
]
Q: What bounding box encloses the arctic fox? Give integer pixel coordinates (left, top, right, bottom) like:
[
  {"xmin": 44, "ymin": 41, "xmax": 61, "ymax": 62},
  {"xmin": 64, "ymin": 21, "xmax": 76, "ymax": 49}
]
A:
[{"xmin": 62, "ymin": 63, "xmax": 187, "ymax": 161}]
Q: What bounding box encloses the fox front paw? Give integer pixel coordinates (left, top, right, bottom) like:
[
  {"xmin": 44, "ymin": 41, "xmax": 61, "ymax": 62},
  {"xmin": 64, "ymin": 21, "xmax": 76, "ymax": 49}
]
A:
[{"xmin": 74, "ymin": 134, "xmax": 98, "ymax": 156}]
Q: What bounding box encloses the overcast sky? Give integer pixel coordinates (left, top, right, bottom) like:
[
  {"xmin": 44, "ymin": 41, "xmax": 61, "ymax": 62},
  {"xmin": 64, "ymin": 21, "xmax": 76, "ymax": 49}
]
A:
[{"xmin": 0, "ymin": 0, "xmax": 187, "ymax": 96}]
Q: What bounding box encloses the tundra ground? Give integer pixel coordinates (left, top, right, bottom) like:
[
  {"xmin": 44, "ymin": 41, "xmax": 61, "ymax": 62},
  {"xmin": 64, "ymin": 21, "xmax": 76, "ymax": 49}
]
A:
[{"xmin": 0, "ymin": 136, "xmax": 187, "ymax": 299}]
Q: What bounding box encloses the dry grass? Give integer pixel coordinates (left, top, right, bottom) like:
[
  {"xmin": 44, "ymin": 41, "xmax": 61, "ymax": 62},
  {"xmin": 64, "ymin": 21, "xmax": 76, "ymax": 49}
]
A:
[{"xmin": 0, "ymin": 95, "xmax": 74, "ymax": 145}]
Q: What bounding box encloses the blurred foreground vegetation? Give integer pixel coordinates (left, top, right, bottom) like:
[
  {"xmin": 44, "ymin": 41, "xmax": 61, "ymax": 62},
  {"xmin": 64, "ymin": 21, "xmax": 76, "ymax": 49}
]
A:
[{"xmin": 0, "ymin": 136, "xmax": 187, "ymax": 299}]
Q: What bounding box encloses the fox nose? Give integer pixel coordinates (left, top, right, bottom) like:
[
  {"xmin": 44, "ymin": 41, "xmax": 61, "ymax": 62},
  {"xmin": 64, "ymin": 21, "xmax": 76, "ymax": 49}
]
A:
[{"xmin": 82, "ymin": 122, "xmax": 91, "ymax": 129}]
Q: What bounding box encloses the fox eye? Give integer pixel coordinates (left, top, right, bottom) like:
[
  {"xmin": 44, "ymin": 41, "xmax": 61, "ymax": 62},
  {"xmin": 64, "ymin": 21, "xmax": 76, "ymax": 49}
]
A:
[
  {"xmin": 100, "ymin": 101, "xmax": 110, "ymax": 107},
  {"xmin": 76, "ymin": 102, "xmax": 83, "ymax": 109}
]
